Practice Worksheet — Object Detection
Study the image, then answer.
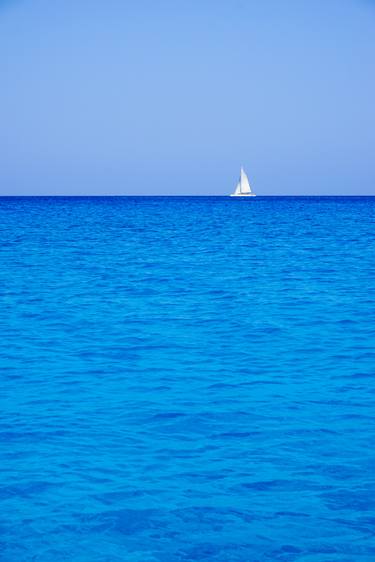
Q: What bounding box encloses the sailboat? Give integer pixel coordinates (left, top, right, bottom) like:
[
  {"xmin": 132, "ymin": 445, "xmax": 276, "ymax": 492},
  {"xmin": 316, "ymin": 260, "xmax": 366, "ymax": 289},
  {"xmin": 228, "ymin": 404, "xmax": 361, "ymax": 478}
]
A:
[{"xmin": 230, "ymin": 167, "xmax": 256, "ymax": 197}]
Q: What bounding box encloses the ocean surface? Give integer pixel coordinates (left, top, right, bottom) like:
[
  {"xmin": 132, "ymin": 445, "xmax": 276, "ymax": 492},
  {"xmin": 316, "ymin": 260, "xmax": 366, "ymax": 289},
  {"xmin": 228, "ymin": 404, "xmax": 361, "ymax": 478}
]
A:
[{"xmin": 0, "ymin": 196, "xmax": 374, "ymax": 562}]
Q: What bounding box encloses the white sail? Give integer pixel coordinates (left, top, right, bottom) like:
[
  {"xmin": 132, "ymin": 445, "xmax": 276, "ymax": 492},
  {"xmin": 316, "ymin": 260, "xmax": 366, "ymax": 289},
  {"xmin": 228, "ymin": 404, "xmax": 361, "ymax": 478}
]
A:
[
  {"xmin": 240, "ymin": 167, "xmax": 252, "ymax": 194},
  {"xmin": 230, "ymin": 167, "xmax": 256, "ymax": 196}
]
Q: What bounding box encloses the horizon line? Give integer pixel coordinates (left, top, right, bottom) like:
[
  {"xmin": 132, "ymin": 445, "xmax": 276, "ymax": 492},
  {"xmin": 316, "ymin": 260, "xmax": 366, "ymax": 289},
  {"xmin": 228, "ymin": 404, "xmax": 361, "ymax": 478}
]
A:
[{"xmin": 0, "ymin": 194, "xmax": 374, "ymax": 198}]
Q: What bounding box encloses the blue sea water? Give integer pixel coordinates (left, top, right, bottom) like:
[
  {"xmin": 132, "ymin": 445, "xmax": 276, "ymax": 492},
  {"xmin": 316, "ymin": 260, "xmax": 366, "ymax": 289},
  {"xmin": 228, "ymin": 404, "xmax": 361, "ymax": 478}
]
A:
[{"xmin": 0, "ymin": 196, "xmax": 374, "ymax": 562}]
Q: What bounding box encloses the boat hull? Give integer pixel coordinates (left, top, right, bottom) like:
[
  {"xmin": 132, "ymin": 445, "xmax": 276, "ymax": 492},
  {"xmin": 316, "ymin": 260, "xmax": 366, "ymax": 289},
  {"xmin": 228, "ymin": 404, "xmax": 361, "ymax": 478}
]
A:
[{"xmin": 230, "ymin": 193, "xmax": 256, "ymax": 197}]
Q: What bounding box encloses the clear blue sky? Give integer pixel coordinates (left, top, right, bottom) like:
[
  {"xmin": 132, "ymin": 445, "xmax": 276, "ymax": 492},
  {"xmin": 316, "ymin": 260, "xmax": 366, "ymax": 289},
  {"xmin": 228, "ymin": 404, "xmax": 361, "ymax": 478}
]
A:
[{"xmin": 0, "ymin": 0, "xmax": 374, "ymax": 195}]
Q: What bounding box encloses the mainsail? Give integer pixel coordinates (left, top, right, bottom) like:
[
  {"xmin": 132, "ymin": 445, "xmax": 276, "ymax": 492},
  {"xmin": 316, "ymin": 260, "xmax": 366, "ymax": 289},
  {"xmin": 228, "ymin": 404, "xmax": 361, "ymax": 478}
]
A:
[{"xmin": 239, "ymin": 167, "xmax": 252, "ymax": 194}]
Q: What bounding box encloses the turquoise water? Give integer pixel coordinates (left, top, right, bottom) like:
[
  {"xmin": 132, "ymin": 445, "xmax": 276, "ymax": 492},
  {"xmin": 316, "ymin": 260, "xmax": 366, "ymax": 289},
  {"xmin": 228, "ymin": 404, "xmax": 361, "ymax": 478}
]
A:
[{"xmin": 0, "ymin": 196, "xmax": 374, "ymax": 561}]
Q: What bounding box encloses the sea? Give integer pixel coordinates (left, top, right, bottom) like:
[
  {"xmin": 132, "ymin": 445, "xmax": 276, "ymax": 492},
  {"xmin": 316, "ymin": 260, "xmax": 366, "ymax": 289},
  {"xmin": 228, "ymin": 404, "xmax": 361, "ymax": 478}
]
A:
[{"xmin": 0, "ymin": 196, "xmax": 374, "ymax": 562}]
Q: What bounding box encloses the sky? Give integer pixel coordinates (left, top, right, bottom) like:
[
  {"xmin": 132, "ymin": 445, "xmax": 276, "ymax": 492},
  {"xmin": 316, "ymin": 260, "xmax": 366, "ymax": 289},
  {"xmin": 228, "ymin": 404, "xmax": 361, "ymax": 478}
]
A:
[{"xmin": 0, "ymin": 0, "xmax": 374, "ymax": 195}]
